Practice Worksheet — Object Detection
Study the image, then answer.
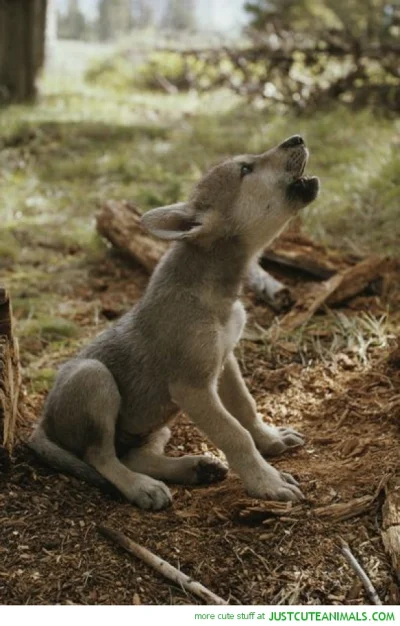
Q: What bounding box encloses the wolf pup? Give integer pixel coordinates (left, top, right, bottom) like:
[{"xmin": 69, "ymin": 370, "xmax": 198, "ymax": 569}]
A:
[{"xmin": 29, "ymin": 135, "xmax": 319, "ymax": 510}]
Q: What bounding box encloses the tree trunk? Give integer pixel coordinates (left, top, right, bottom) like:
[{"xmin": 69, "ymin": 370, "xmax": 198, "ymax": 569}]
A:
[
  {"xmin": 0, "ymin": 0, "xmax": 47, "ymax": 103},
  {"xmin": 0, "ymin": 288, "xmax": 21, "ymax": 453}
]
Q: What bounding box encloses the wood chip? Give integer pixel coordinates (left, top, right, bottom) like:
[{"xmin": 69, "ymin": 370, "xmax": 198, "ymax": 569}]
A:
[{"xmin": 314, "ymin": 495, "xmax": 375, "ymax": 522}]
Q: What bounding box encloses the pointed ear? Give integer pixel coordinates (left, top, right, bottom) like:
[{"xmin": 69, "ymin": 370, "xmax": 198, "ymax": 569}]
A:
[{"xmin": 140, "ymin": 202, "xmax": 203, "ymax": 241}]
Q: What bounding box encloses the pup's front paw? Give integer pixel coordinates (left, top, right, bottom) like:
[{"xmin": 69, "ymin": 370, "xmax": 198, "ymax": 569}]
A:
[
  {"xmin": 256, "ymin": 424, "xmax": 304, "ymax": 457},
  {"xmin": 129, "ymin": 475, "xmax": 172, "ymax": 511},
  {"xmin": 245, "ymin": 465, "xmax": 304, "ymax": 502}
]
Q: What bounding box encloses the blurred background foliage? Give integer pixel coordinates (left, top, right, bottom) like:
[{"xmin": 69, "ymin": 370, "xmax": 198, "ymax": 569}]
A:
[
  {"xmin": 0, "ymin": 0, "xmax": 398, "ymax": 381},
  {"xmin": 0, "ymin": 0, "xmax": 399, "ymax": 269},
  {"xmin": 53, "ymin": 0, "xmax": 400, "ymax": 112}
]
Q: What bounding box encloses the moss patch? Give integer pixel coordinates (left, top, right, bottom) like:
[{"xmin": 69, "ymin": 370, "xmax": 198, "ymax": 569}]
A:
[{"xmin": 20, "ymin": 316, "xmax": 79, "ymax": 342}]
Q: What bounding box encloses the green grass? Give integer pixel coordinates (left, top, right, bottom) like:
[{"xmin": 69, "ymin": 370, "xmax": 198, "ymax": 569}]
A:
[
  {"xmin": 0, "ymin": 42, "xmax": 398, "ymax": 368},
  {"xmin": 242, "ymin": 309, "xmax": 396, "ymax": 369},
  {"xmin": 26, "ymin": 367, "xmax": 57, "ymax": 393},
  {"xmin": 20, "ymin": 316, "xmax": 79, "ymax": 341},
  {"xmin": 1, "ymin": 72, "xmax": 398, "ymax": 256}
]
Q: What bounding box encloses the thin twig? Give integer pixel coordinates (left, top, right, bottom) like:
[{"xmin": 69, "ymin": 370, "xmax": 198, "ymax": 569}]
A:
[
  {"xmin": 340, "ymin": 538, "xmax": 382, "ymax": 605},
  {"xmin": 98, "ymin": 525, "xmax": 228, "ymax": 605}
]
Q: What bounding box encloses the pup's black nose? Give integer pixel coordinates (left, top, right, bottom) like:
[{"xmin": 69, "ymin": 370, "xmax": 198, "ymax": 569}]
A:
[{"xmin": 280, "ymin": 135, "xmax": 304, "ymax": 149}]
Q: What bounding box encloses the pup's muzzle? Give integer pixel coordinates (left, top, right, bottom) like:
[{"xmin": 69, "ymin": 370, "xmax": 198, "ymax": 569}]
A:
[
  {"xmin": 280, "ymin": 135, "xmax": 304, "ymax": 149},
  {"xmin": 280, "ymin": 136, "xmax": 320, "ymax": 205}
]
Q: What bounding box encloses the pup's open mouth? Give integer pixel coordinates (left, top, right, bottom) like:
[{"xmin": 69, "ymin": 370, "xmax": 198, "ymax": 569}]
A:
[
  {"xmin": 286, "ymin": 153, "xmax": 320, "ymax": 205},
  {"xmin": 287, "ymin": 175, "xmax": 320, "ymax": 204}
]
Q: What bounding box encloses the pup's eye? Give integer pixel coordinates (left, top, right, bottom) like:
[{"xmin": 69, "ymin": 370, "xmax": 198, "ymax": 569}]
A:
[{"xmin": 240, "ymin": 163, "xmax": 254, "ymax": 178}]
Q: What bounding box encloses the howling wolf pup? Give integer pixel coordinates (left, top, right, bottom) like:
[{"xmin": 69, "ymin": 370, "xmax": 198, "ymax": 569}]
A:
[{"xmin": 30, "ymin": 135, "xmax": 319, "ymax": 510}]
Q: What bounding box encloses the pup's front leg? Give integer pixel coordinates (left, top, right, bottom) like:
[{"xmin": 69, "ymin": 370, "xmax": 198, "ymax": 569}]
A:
[
  {"xmin": 170, "ymin": 382, "xmax": 303, "ymax": 502},
  {"xmin": 219, "ymin": 353, "xmax": 304, "ymax": 457}
]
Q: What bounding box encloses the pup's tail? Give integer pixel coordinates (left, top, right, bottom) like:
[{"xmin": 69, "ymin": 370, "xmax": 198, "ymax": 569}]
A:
[{"xmin": 28, "ymin": 425, "xmax": 115, "ymax": 493}]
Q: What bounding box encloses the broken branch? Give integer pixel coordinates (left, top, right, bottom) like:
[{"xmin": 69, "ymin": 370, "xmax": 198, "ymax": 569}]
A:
[
  {"xmin": 279, "ymin": 256, "xmax": 386, "ymax": 331},
  {"xmin": 279, "ymin": 273, "xmax": 344, "ymax": 331},
  {"xmin": 327, "ymin": 256, "xmax": 387, "ymax": 306},
  {"xmin": 97, "ymin": 201, "xmax": 386, "ymax": 325}
]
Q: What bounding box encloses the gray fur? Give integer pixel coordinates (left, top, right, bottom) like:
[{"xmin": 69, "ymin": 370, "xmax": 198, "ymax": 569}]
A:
[
  {"xmin": 29, "ymin": 425, "xmax": 112, "ymax": 490},
  {"xmin": 29, "ymin": 136, "xmax": 319, "ymax": 510}
]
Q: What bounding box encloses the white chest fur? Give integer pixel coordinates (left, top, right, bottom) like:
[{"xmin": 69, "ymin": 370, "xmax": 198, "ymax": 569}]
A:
[{"xmin": 220, "ymin": 300, "xmax": 247, "ymax": 364}]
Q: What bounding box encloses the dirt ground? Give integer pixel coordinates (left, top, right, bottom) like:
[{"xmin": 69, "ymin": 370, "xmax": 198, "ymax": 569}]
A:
[{"xmin": 1, "ymin": 249, "xmax": 399, "ymax": 606}]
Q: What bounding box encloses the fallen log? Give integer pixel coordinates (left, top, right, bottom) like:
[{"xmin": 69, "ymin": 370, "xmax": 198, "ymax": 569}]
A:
[
  {"xmin": 279, "ymin": 273, "xmax": 344, "ymax": 332},
  {"xmin": 381, "ymin": 476, "xmax": 400, "ymax": 582},
  {"xmin": 96, "ymin": 200, "xmax": 294, "ymax": 311},
  {"xmin": 97, "ymin": 200, "xmax": 343, "ymax": 280},
  {"xmin": 97, "ymin": 201, "xmax": 386, "ymax": 322},
  {"xmin": 97, "ymin": 200, "xmax": 168, "ymax": 273},
  {"xmin": 0, "ymin": 288, "xmax": 21, "ymax": 452}
]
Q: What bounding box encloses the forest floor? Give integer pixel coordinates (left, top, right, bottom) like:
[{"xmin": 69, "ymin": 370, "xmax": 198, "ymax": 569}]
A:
[{"xmin": 0, "ymin": 44, "xmax": 400, "ymax": 605}]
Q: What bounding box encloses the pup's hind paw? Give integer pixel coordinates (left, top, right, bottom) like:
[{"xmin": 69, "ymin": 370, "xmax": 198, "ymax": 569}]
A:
[
  {"xmin": 194, "ymin": 456, "xmax": 228, "ymax": 484},
  {"xmin": 130, "ymin": 476, "xmax": 172, "ymax": 511}
]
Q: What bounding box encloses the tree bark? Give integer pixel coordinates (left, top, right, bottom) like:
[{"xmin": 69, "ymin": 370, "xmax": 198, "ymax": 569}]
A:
[
  {"xmin": 381, "ymin": 476, "xmax": 400, "ymax": 582},
  {"xmin": 0, "ymin": 288, "xmax": 21, "ymax": 452},
  {"xmin": 0, "ymin": 0, "xmax": 47, "ymax": 103}
]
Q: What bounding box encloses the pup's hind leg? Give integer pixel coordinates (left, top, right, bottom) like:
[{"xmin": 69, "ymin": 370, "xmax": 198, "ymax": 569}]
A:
[
  {"xmin": 46, "ymin": 359, "xmax": 171, "ymax": 510},
  {"xmin": 122, "ymin": 426, "xmax": 228, "ymax": 485}
]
